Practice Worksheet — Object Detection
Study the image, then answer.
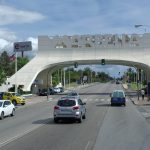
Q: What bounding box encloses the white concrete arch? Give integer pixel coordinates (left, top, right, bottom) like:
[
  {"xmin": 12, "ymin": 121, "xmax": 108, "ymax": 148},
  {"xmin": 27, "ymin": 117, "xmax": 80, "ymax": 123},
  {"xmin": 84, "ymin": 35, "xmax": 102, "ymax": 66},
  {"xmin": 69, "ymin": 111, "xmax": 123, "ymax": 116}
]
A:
[{"xmin": 3, "ymin": 34, "xmax": 150, "ymax": 91}]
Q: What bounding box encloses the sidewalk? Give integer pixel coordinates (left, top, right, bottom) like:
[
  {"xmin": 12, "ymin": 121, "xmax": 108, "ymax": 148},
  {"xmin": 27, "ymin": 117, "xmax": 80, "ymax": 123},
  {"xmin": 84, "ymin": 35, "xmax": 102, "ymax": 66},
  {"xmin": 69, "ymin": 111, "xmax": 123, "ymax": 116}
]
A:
[
  {"xmin": 122, "ymin": 83, "xmax": 150, "ymax": 106},
  {"xmin": 130, "ymin": 97, "xmax": 150, "ymax": 106}
]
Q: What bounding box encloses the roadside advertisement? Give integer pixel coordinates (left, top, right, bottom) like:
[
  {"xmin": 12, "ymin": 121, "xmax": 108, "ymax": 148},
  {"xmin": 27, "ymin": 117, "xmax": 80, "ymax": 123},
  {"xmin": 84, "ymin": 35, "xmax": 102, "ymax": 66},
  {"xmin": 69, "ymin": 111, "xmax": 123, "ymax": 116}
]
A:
[{"xmin": 14, "ymin": 41, "xmax": 32, "ymax": 52}]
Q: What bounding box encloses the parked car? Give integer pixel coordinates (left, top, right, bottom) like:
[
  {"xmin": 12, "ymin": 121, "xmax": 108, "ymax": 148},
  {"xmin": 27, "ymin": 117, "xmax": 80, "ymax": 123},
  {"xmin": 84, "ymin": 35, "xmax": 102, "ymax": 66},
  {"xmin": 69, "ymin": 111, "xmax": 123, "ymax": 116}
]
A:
[
  {"xmin": 0, "ymin": 100, "xmax": 15, "ymax": 120},
  {"xmin": 48, "ymin": 87, "xmax": 54, "ymax": 95},
  {"xmin": 39, "ymin": 88, "xmax": 48, "ymax": 96},
  {"xmin": 53, "ymin": 96, "xmax": 86, "ymax": 123},
  {"xmin": 3, "ymin": 92, "xmax": 25, "ymax": 106},
  {"xmin": 59, "ymin": 87, "xmax": 64, "ymax": 93},
  {"xmin": 53, "ymin": 87, "xmax": 61, "ymax": 93},
  {"xmin": 110, "ymin": 90, "xmax": 126, "ymax": 106}
]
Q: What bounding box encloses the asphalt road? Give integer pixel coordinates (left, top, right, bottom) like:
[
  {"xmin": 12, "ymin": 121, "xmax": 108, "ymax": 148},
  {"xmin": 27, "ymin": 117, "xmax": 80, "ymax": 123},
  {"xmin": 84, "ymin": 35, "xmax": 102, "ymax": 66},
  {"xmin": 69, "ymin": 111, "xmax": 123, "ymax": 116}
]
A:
[{"xmin": 1, "ymin": 83, "xmax": 150, "ymax": 150}]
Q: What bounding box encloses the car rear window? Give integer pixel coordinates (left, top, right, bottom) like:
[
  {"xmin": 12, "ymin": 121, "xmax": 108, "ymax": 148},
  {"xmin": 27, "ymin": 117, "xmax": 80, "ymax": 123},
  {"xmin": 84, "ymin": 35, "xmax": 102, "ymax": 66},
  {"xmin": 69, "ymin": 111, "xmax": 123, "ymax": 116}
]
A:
[
  {"xmin": 57, "ymin": 100, "xmax": 76, "ymax": 107},
  {"xmin": 113, "ymin": 92, "xmax": 124, "ymax": 98}
]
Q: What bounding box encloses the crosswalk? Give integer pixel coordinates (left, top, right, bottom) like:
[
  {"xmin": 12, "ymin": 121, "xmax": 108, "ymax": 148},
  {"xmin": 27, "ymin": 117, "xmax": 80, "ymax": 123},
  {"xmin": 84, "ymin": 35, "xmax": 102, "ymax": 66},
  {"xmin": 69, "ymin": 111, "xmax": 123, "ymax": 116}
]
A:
[{"xmin": 47, "ymin": 98, "xmax": 129, "ymax": 103}]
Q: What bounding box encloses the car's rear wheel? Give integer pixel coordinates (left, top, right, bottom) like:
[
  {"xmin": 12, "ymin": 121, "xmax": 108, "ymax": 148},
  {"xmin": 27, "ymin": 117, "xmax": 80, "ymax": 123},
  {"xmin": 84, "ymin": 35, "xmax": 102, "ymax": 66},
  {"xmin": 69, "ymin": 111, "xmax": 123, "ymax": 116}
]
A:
[
  {"xmin": 11, "ymin": 109, "xmax": 15, "ymax": 116},
  {"xmin": 0, "ymin": 112, "xmax": 4, "ymax": 120},
  {"xmin": 78, "ymin": 115, "xmax": 82, "ymax": 123},
  {"xmin": 12, "ymin": 100, "xmax": 17, "ymax": 106},
  {"xmin": 82, "ymin": 113, "xmax": 86, "ymax": 119}
]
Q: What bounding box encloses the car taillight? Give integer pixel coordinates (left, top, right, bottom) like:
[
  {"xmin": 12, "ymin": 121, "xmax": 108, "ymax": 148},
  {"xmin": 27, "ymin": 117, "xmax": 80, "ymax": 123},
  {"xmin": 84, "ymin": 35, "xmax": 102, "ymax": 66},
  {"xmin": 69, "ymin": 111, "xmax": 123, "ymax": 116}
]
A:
[
  {"xmin": 73, "ymin": 106, "xmax": 79, "ymax": 110},
  {"xmin": 54, "ymin": 106, "xmax": 60, "ymax": 110}
]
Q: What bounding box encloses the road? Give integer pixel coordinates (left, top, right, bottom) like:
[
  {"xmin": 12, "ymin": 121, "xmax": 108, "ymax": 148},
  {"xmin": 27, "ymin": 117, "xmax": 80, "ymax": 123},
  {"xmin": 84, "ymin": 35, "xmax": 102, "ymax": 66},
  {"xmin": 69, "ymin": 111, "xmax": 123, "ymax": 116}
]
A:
[{"xmin": 1, "ymin": 83, "xmax": 150, "ymax": 150}]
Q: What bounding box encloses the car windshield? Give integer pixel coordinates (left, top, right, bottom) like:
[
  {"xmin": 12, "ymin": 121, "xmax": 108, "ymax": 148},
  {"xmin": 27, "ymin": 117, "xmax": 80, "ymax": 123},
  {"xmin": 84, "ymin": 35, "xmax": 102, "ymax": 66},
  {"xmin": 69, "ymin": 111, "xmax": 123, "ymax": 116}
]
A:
[
  {"xmin": 112, "ymin": 91, "xmax": 124, "ymax": 98},
  {"xmin": 0, "ymin": 101, "xmax": 3, "ymax": 107},
  {"xmin": 57, "ymin": 100, "xmax": 76, "ymax": 107}
]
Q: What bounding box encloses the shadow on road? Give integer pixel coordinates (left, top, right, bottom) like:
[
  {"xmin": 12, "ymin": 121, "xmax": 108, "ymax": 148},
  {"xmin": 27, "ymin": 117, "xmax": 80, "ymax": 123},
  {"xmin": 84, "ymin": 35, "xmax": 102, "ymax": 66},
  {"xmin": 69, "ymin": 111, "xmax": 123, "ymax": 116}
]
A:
[
  {"xmin": 96, "ymin": 103, "xmax": 110, "ymax": 107},
  {"xmin": 32, "ymin": 118, "xmax": 78, "ymax": 125},
  {"xmin": 32, "ymin": 118, "xmax": 52, "ymax": 125}
]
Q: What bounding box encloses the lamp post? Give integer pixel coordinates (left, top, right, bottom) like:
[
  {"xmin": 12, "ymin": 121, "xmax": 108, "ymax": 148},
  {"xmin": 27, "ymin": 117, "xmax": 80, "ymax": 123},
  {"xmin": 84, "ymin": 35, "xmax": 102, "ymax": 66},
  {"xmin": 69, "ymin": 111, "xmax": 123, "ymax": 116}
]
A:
[{"xmin": 47, "ymin": 69, "xmax": 52, "ymax": 101}]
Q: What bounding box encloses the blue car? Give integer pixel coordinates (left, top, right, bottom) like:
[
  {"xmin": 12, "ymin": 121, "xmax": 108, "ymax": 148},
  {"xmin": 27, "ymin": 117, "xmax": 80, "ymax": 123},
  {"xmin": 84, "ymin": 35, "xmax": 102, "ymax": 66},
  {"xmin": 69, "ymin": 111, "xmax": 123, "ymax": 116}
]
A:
[{"xmin": 110, "ymin": 90, "xmax": 126, "ymax": 106}]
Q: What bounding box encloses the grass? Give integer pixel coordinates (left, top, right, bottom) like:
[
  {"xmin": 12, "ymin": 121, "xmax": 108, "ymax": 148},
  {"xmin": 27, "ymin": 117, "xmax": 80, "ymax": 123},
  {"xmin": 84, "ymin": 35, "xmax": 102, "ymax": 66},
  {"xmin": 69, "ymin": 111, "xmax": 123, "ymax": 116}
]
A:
[
  {"xmin": 65, "ymin": 82, "xmax": 78, "ymax": 89},
  {"xmin": 130, "ymin": 82, "xmax": 146, "ymax": 90}
]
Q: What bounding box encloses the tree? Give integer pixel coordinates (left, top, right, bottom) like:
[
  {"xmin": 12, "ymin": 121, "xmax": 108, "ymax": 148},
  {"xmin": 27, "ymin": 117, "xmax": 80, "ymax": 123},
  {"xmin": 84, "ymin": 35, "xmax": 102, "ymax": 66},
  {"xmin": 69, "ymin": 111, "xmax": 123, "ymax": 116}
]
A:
[
  {"xmin": 0, "ymin": 68, "xmax": 6, "ymax": 85},
  {"xmin": 10, "ymin": 57, "xmax": 29, "ymax": 74},
  {"xmin": 0, "ymin": 51, "xmax": 29, "ymax": 85},
  {"xmin": 97, "ymin": 72, "xmax": 110, "ymax": 82},
  {"xmin": 0, "ymin": 51, "xmax": 11, "ymax": 76}
]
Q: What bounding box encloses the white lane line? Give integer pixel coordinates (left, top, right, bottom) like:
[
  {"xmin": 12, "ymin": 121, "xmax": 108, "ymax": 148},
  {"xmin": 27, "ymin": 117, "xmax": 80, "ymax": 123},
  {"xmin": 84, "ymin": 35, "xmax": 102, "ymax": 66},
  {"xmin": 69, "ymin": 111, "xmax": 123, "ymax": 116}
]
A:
[
  {"xmin": 0, "ymin": 119, "xmax": 50, "ymax": 148},
  {"xmin": 142, "ymin": 112, "xmax": 150, "ymax": 118},
  {"xmin": 84, "ymin": 141, "xmax": 90, "ymax": 150},
  {"xmin": 100, "ymin": 99, "xmax": 105, "ymax": 102},
  {"xmin": 106, "ymin": 99, "xmax": 110, "ymax": 102}
]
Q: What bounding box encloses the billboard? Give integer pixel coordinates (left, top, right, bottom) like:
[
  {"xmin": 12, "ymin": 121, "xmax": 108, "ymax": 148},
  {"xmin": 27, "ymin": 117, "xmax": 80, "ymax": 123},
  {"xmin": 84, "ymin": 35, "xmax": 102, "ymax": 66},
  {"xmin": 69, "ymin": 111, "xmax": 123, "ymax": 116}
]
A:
[{"xmin": 14, "ymin": 41, "xmax": 32, "ymax": 52}]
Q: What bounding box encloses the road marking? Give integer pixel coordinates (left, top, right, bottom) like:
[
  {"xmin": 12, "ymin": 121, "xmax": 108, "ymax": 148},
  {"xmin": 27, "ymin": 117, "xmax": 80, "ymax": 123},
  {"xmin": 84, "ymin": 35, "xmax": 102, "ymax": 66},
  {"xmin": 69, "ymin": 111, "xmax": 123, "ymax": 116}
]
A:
[
  {"xmin": 84, "ymin": 141, "xmax": 90, "ymax": 150},
  {"xmin": 142, "ymin": 112, "xmax": 150, "ymax": 118},
  {"xmin": 100, "ymin": 99, "xmax": 104, "ymax": 101},
  {"xmin": 0, "ymin": 119, "xmax": 50, "ymax": 148},
  {"xmin": 107, "ymin": 99, "xmax": 110, "ymax": 102}
]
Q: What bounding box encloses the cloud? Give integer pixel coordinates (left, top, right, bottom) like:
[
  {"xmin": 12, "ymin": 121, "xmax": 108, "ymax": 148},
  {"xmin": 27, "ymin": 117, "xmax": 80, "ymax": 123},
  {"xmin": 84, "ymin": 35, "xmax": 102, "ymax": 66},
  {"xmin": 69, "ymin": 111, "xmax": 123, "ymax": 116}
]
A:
[
  {"xmin": 0, "ymin": 5, "xmax": 45, "ymax": 25},
  {"xmin": 27, "ymin": 37, "xmax": 38, "ymax": 51},
  {"xmin": 0, "ymin": 28, "xmax": 17, "ymax": 54},
  {"xmin": 0, "ymin": 28, "xmax": 17, "ymax": 41},
  {"xmin": 25, "ymin": 37, "xmax": 38, "ymax": 58},
  {"xmin": 0, "ymin": 27, "xmax": 38, "ymax": 58}
]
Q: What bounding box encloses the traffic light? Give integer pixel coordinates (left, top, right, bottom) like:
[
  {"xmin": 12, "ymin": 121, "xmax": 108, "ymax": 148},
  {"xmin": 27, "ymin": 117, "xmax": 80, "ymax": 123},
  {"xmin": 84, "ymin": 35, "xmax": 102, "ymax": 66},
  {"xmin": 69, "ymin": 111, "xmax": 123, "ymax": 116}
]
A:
[
  {"xmin": 101, "ymin": 59, "xmax": 105, "ymax": 65},
  {"xmin": 74, "ymin": 62, "xmax": 78, "ymax": 68}
]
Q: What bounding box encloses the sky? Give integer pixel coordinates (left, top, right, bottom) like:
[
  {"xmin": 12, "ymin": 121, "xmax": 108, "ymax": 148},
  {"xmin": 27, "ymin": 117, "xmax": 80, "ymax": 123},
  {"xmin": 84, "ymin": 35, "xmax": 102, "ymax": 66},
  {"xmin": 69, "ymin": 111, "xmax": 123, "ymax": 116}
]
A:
[{"xmin": 0, "ymin": 0, "xmax": 149, "ymax": 77}]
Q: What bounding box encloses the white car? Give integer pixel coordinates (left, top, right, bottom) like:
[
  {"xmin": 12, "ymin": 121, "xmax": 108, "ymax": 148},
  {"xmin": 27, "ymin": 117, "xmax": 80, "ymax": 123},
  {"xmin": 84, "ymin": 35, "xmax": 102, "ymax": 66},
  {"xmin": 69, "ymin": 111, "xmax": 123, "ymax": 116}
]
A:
[
  {"xmin": 53, "ymin": 87, "xmax": 61, "ymax": 93},
  {"xmin": 0, "ymin": 100, "xmax": 15, "ymax": 120}
]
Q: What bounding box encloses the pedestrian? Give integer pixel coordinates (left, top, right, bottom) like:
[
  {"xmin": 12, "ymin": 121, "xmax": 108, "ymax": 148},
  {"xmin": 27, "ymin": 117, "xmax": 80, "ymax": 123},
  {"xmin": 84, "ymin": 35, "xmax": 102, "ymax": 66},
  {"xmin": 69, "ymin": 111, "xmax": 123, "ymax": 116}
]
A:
[{"xmin": 141, "ymin": 89, "xmax": 145, "ymax": 100}]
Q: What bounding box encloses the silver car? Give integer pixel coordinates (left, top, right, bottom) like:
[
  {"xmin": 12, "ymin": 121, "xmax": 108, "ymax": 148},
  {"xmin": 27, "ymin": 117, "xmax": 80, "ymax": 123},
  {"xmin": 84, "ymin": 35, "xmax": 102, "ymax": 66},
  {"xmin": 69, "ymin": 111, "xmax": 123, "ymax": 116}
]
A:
[{"xmin": 53, "ymin": 96, "xmax": 86, "ymax": 123}]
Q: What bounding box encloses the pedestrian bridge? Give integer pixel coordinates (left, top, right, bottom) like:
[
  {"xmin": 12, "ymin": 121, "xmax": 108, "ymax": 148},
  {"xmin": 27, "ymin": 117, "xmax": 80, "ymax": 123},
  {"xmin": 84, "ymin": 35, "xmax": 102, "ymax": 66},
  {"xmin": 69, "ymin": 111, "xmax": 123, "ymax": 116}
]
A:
[{"xmin": 3, "ymin": 33, "xmax": 150, "ymax": 91}]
